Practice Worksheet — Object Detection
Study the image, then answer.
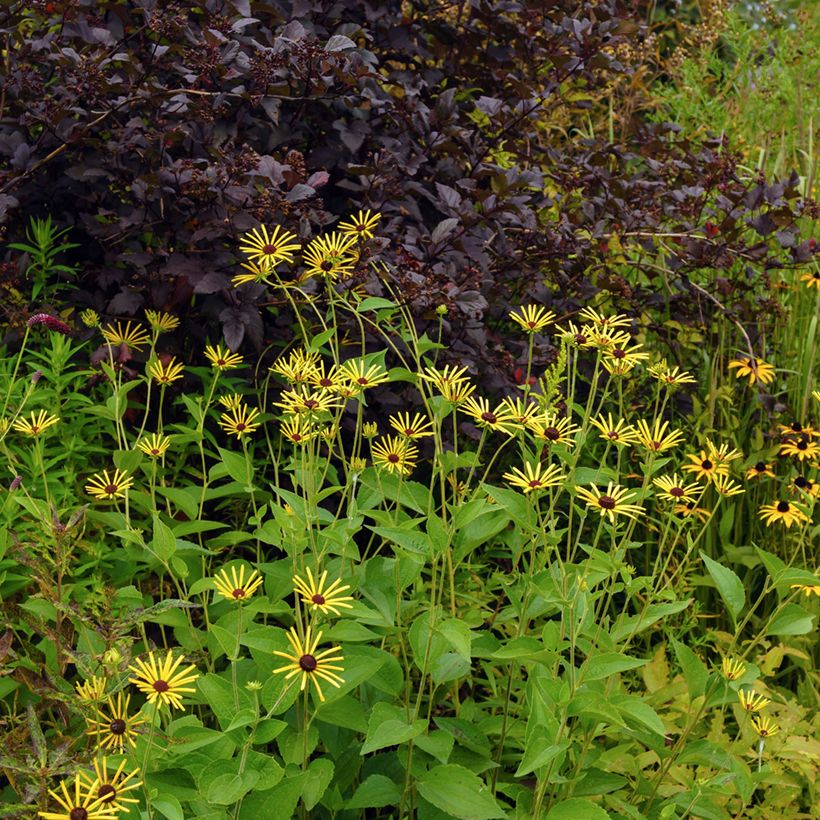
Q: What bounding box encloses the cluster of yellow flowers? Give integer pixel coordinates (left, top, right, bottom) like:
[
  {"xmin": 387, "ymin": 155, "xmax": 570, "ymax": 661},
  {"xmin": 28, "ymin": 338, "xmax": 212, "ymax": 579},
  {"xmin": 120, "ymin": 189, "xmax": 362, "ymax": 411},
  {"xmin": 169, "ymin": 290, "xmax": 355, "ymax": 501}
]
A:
[{"xmin": 720, "ymin": 658, "xmax": 779, "ymax": 741}]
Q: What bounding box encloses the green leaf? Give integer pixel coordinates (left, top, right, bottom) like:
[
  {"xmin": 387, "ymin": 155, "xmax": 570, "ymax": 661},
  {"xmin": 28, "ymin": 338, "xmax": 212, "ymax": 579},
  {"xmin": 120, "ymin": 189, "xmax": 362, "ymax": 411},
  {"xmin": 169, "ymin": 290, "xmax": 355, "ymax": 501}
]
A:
[
  {"xmin": 417, "ymin": 765, "xmax": 505, "ymax": 820},
  {"xmin": 414, "ymin": 730, "xmax": 454, "ymax": 764},
  {"xmin": 700, "ymin": 552, "xmax": 745, "ymax": 623},
  {"xmin": 206, "ymin": 769, "xmax": 260, "ymax": 805},
  {"xmin": 767, "ymin": 603, "xmax": 815, "ymax": 635},
  {"xmin": 515, "ymin": 739, "xmax": 570, "ymax": 777},
  {"xmin": 346, "ymin": 774, "xmax": 401, "ymax": 809},
  {"xmin": 360, "ymin": 702, "xmax": 427, "ymax": 755},
  {"xmin": 238, "ymin": 772, "xmax": 307, "ymax": 820},
  {"xmin": 611, "ymin": 694, "xmax": 666, "ymax": 737},
  {"xmin": 580, "ymin": 652, "xmax": 647, "ymax": 682},
  {"xmin": 302, "ymin": 757, "xmax": 334, "ymax": 810},
  {"xmin": 546, "ymin": 797, "xmax": 611, "ymax": 819},
  {"xmin": 152, "ymin": 514, "xmax": 177, "ymax": 561},
  {"xmin": 357, "ymin": 296, "xmax": 396, "ymax": 312},
  {"xmin": 670, "ymin": 637, "xmax": 709, "ymax": 700},
  {"xmin": 210, "ymin": 624, "xmax": 239, "ymax": 660},
  {"xmin": 153, "ymin": 795, "xmax": 185, "ymax": 820},
  {"xmin": 218, "ymin": 447, "xmax": 253, "ymax": 488}
]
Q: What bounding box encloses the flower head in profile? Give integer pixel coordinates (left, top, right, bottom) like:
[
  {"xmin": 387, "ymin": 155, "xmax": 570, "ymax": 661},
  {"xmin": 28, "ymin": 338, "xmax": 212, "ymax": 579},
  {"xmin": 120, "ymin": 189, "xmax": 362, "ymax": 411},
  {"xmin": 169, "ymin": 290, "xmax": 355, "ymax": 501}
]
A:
[
  {"xmin": 509, "ymin": 305, "xmax": 556, "ymax": 334},
  {"xmin": 589, "ymin": 413, "xmax": 639, "ymax": 447},
  {"xmin": 497, "ymin": 396, "xmax": 540, "ymax": 426},
  {"xmin": 204, "ymin": 344, "xmax": 243, "ymax": 371},
  {"xmin": 648, "ymin": 360, "xmax": 697, "ymax": 386},
  {"xmin": 779, "ymin": 437, "xmax": 820, "ymax": 461},
  {"xmin": 232, "ymin": 259, "xmax": 274, "ymax": 287},
  {"xmin": 37, "ymin": 772, "xmax": 118, "ymax": 820},
  {"xmin": 778, "ymin": 420, "xmax": 818, "ymax": 439},
  {"xmin": 418, "ymin": 364, "xmax": 471, "ymax": 392},
  {"xmin": 219, "ymin": 393, "xmax": 245, "ymax": 412},
  {"xmin": 790, "ymin": 583, "xmax": 820, "ymax": 597},
  {"xmin": 293, "ymin": 568, "xmax": 354, "ymax": 616},
  {"xmin": 389, "ymin": 412, "xmax": 434, "ymax": 439},
  {"xmin": 461, "ymin": 396, "xmax": 519, "ymax": 436},
  {"xmin": 213, "ymin": 565, "xmax": 264, "ymax": 602},
  {"xmin": 80, "ymin": 309, "xmax": 100, "ymax": 328},
  {"xmin": 798, "ymin": 269, "xmax": 820, "ymax": 290},
  {"xmin": 746, "ymin": 461, "xmax": 775, "ymax": 480},
  {"xmin": 239, "ymin": 225, "xmax": 301, "ymax": 268},
  {"xmin": 274, "ymin": 388, "xmax": 341, "ymax": 417},
  {"xmin": 219, "ymin": 404, "xmax": 261, "ymax": 438},
  {"xmin": 674, "ymin": 501, "xmax": 711, "ymax": 522},
  {"xmin": 361, "ymin": 421, "xmax": 378, "ymax": 438},
  {"xmin": 606, "ymin": 341, "xmax": 650, "ymax": 366},
  {"xmin": 574, "ymin": 482, "xmax": 645, "ymax": 523},
  {"xmin": 635, "ymin": 419, "xmax": 685, "ymax": 454},
  {"xmin": 147, "ymin": 356, "xmax": 184, "ymax": 385},
  {"xmin": 79, "ymin": 758, "xmax": 142, "ymax": 815},
  {"xmin": 728, "ymin": 356, "xmax": 775, "ymax": 386},
  {"xmin": 738, "ymin": 689, "xmax": 770, "ymax": 713},
  {"xmin": 711, "ymin": 474, "xmax": 745, "ymax": 497},
  {"xmin": 338, "ymin": 209, "xmax": 381, "ymax": 240},
  {"xmin": 12, "ymin": 410, "xmax": 59, "ymax": 437},
  {"xmin": 128, "ymin": 650, "xmax": 200, "ymax": 711},
  {"xmin": 270, "ymin": 348, "xmax": 321, "ymax": 385},
  {"xmin": 758, "ymin": 500, "xmax": 810, "ymax": 528},
  {"xmin": 76, "ymin": 675, "xmax": 107, "ymax": 702},
  {"xmin": 371, "ymin": 435, "xmax": 418, "ymax": 476},
  {"xmin": 85, "ymin": 692, "xmax": 147, "ymax": 752},
  {"xmin": 272, "ymin": 626, "xmax": 344, "ymax": 702},
  {"xmin": 583, "ymin": 326, "xmax": 631, "ymax": 351},
  {"xmin": 101, "ymin": 321, "xmax": 151, "ymax": 351},
  {"xmin": 503, "ymin": 461, "xmax": 565, "ymax": 494},
  {"xmin": 144, "ymin": 310, "xmax": 180, "ymax": 333},
  {"xmin": 85, "ymin": 469, "xmax": 133, "ymax": 501},
  {"xmin": 577, "ymin": 308, "xmax": 631, "ymax": 329},
  {"xmin": 653, "ymin": 475, "xmax": 701, "ymax": 503},
  {"xmin": 280, "ymin": 416, "xmax": 315, "ymax": 445},
  {"xmin": 303, "ymin": 232, "xmax": 358, "ymax": 279},
  {"xmin": 751, "ymin": 715, "xmax": 779, "ymax": 738},
  {"xmin": 721, "ymin": 657, "xmax": 746, "ymax": 682}
]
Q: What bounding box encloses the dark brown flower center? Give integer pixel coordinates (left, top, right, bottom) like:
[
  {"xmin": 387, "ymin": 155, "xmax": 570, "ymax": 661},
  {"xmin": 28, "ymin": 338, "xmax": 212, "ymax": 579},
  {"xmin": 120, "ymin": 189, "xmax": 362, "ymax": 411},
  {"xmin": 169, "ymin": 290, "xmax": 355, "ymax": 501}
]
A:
[
  {"xmin": 299, "ymin": 654, "xmax": 317, "ymax": 671},
  {"xmin": 304, "ymin": 399, "xmax": 318, "ymax": 409},
  {"xmin": 387, "ymin": 453, "xmax": 400, "ymax": 463},
  {"xmin": 528, "ymin": 480, "xmax": 542, "ymax": 488},
  {"xmin": 797, "ymin": 440, "xmax": 808, "ymax": 450},
  {"xmin": 404, "ymin": 428, "xmax": 414, "ymax": 435},
  {"xmin": 607, "ymin": 431, "xmax": 620, "ymax": 440},
  {"xmin": 613, "ymin": 348, "xmax": 626, "ymax": 359},
  {"xmin": 754, "ymin": 461, "xmax": 767, "ymax": 472},
  {"xmin": 651, "ymin": 440, "xmax": 661, "ymax": 450},
  {"xmin": 153, "ymin": 679, "xmax": 170, "ymax": 693},
  {"xmin": 790, "ymin": 422, "xmax": 802, "ymax": 431},
  {"xmin": 292, "ymin": 433, "xmax": 302, "ymax": 441},
  {"xmin": 574, "ymin": 333, "xmax": 587, "ymax": 344},
  {"xmin": 104, "ymin": 484, "xmax": 118, "ymax": 495},
  {"xmin": 481, "ymin": 412, "xmax": 497, "ymax": 424},
  {"xmin": 356, "ymin": 377, "xmax": 368, "ymax": 385},
  {"xmin": 98, "ymin": 784, "xmax": 116, "ymax": 803},
  {"xmin": 701, "ymin": 459, "xmax": 713, "ymax": 470},
  {"xmin": 235, "ymin": 422, "xmax": 246, "ymax": 431},
  {"xmin": 776, "ymin": 501, "xmax": 790, "ymax": 513},
  {"xmin": 232, "ymin": 588, "xmax": 246, "ymax": 598},
  {"xmin": 263, "ymin": 244, "xmax": 278, "ymax": 254},
  {"xmin": 70, "ymin": 809, "xmax": 88, "ymax": 820},
  {"xmin": 217, "ymin": 358, "xmax": 226, "ymax": 366},
  {"xmin": 544, "ymin": 426, "xmax": 560, "ymax": 440},
  {"xmin": 311, "ymin": 593, "xmax": 326, "ymax": 604},
  {"xmin": 150, "ymin": 448, "xmax": 160, "ymax": 455},
  {"xmin": 319, "ymin": 378, "xmax": 333, "ymax": 387},
  {"xmin": 598, "ymin": 495, "xmax": 616, "ymax": 510},
  {"xmin": 795, "ymin": 476, "xmax": 809, "ymax": 488},
  {"xmin": 109, "ymin": 719, "xmax": 126, "ymax": 735},
  {"xmin": 670, "ymin": 487, "xmax": 684, "ymax": 497}
]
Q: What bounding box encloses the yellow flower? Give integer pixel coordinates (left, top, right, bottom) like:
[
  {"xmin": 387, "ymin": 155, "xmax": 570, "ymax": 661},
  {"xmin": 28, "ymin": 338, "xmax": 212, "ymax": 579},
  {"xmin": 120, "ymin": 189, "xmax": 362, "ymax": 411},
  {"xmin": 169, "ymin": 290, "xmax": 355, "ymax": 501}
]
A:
[
  {"xmin": 674, "ymin": 501, "xmax": 712, "ymax": 522},
  {"xmin": 798, "ymin": 269, "xmax": 820, "ymax": 290},
  {"xmin": 602, "ymin": 356, "xmax": 638, "ymax": 377},
  {"xmin": 232, "ymin": 259, "xmax": 274, "ymax": 287},
  {"xmin": 293, "ymin": 568, "xmax": 354, "ymax": 616},
  {"xmin": 76, "ymin": 675, "xmax": 107, "ymax": 701},
  {"xmin": 362, "ymin": 421, "xmax": 378, "ymax": 438},
  {"xmin": 147, "ymin": 356, "xmax": 184, "ymax": 385},
  {"xmin": 101, "ymin": 321, "xmax": 151, "ymax": 350},
  {"xmin": 582, "ymin": 326, "xmax": 631, "ymax": 350},
  {"xmin": 12, "ymin": 410, "xmax": 59, "ymax": 436},
  {"xmin": 212, "ymin": 565, "xmax": 264, "ymax": 602},
  {"xmin": 218, "ymin": 393, "xmax": 244, "ymax": 412},
  {"xmin": 528, "ymin": 414, "xmax": 578, "ymax": 447},
  {"xmin": 737, "ymin": 689, "xmax": 770, "ymax": 712},
  {"xmin": 751, "ymin": 715, "xmax": 779, "ymax": 738},
  {"xmin": 280, "ymin": 416, "xmax": 315, "ymax": 445},
  {"xmin": 272, "ymin": 626, "xmax": 344, "ymax": 702},
  {"xmin": 340, "ymin": 359, "xmax": 390, "ymax": 392},
  {"xmin": 653, "ymin": 474, "xmax": 701, "ymax": 503},
  {"xmin": 509, "ymin": 305, "xmax": 556, "ymax": 333},
  {"xmin": 779, "ymin": 437, "xmax": 820, "ymax": 461},
  {"xmin": 589, "ymin": 413, "xmax": 639, "ymax": 446},
  {"xmin": 128, "ymin": 650, "xmax": 200, "ymax": 711},
  {"xmin": 218, "ymin": 404, "xmax": 261, "ymax": 438},
  {"xmin": 711, "ymin": 474, "xmax": 745, "ymax": 497},
  {"xmin": 204, "ymin": 344, "xmax": 243, "ymax": 370},
  {"xmin": 80, "ymin": 309, "xmax": 100, "ymax": 328},
  {"xmin": 418, "ymin": 364, "xmax": 471, "ymax": 392},
  {"xmin": 682, "ymin": 450, "xmax": 730, "ymax": 482},
  {"xmin": 460, "ymin": 396, "xmax": 519, "ymax": 435},
  {"xmin": 648, "ymin": 360, "xmax": 697, "ymax": 386},
  {"xmin": 389, "ymin": 412, "xmax": 434, "ymax": 439},
  {"xmin": 605, "ymin": 341, "xmax": 650, "ymax": 365},
  {"xmin": 706, "ymin": 439, "xmax": 743, "ymax": 464},
  {"xmin": 758, "ymin": 500, "xmax": 810, "ymax": 528},
  {"xmin": 85, "ymin": 692, "xmax": 147, "ymax": 752},
  {"xmin": 270, "ymin": 348, "xmax": 321, "ymax": 385},
  {"xmin": 745, "ymin": 461, "xmax": 775, "ymax": 479},
  {"xmin": 721, "ymin": 657, "xmax": 746, "ymax": 682},
  {"xmin": 303, "ymin": 232, "xmax": 358, "ymax": 279},
  {"xmin": 778, "ymin": 420, "xmax": 819, "ymax": 439},
  {"xmin": 85, "ymin": 469, "xmax": 133, "ymax": 501},
  {"xmin": 136, "ymin": 433, "xmax": 171, "ymax": 458},
  {"xmin": 239, "ymin": 225, "xmax": 301, "ymax": 268},
  {"xmin": 497, "ymin": 396, "xmax": 540, "ymax": 426},
  {"xmin": 503, "ymin": 462, "xmax": 565, "ymax": 494},
  {"xmin": 371, "ymin": 435, "xmax": 418, "ymax": 476},
  {"xmin": 338, "ymin": 209, "xmax": 381, "ymax": 240},
  {"xmin": 274, "ymin": 388, "xmax": 341, "ymax": 417},
  {"xmin": 79, "ymin": 758, "xmax": 142, "ymax": 815},
  {"xmin": 813, "ymin": 390, "xmax": 820, "ymax": 403},
  {"xmin": 37, "ymin": 773, "xmax": 118, "ymax": 820},
  {"xmin": 577, "ymin": 307, "xmax": 631, "ymax": 329},
  {"xmin": 790, "ymin": 583, "xmax": 820, "ymax": 597},
  {"xmin": 728, "ymin": 356, "xmax": 775, "ymax": 385},
  {"xmin": 307, "ymin": 362, "xmax": 346, "ymax": 393},
  {"xmin": 574, "ymin": 482, "xmax": 645, "ymax": 523},
  {"xmin": 144, "ymin": 310, "xmax": 180, "ymax": 333},
  {"xmin": 635, "ymin": 419, "xmax": 685, "ymax": 454}
]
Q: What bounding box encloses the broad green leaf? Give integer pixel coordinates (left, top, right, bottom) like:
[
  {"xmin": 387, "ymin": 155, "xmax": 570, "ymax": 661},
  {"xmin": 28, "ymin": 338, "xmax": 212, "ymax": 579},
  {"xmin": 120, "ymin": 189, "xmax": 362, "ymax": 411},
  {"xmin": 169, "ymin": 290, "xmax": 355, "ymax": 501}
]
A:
[
  {"xmin": 546, "ymin": 797, "xmax": 611, "ymax": 819},
  {"xmin": 302, "ymin": 757, "xmax": 334, "ymax": 810},
  {"xmin": 361, "ymin": 702, "xmax": 427, "ymax": 755},
  {"xmin": 347, "ymin": 774, "xmax": 401, "ymax": 809},
  {"xmin": 153, "ymin": 795, "xmax": 185, "ymax": 820},
  {"xmin": 580, "ymin": 652, "xmax": 647, "ymax": 682},
  {"xmin": 417, "ymin": 764, "xmax": 505, "ymax": 820},
  {"xmin": 152, "ymin": 514, "xmax": 176, "ymax": 561},
  {"xmin": 218, "ymin": 446, "xmax": 254, "ymax": 488},
  {"xmin": 670, "ymin": 637, "xmax": 709, "ymax": 699},
  {"xmin": 210, "ymin": 624, "xmax": 239, "ymax": 660},
  {"xmin": 238, "ymin": 772, "xmax": 307, "ymax": 820},
  {"xmin": 611, "ymin": 694, "xmax": 666, "ymax": 737},
  {"xmin": 766, "ymin": 603, "xmax": 815, "ymax": 635},
  {"xmin": 515, "ymin": 739, "xmax": 570, "ymax": 777},
  {"xmin": 700, "ymin": 552, "xmax": 745, "ymax": 623},
  {"xmin": 414, "ymin": 730, "xmax": 454, "ymax": 764}
]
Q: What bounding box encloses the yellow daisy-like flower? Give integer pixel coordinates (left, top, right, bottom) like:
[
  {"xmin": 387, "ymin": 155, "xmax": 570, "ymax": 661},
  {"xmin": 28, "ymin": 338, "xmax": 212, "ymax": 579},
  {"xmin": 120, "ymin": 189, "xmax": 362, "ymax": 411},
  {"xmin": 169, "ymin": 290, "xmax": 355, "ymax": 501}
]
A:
[
  {"xmin": 778, "ymin": 420, "xmax": 819, "ymax": 439},
  {"xmin": 270, "ymin": 348, "xmax": 321, "ymax": 385},
  {"xmin": 85, "ymin": 692, "xmax": 147, "ymax": 752},
  {"xmin": 389, "ymin": 411, "xmax": 434, "ymax": 439},
  {"xmin": 76, "ymin": 675, "xmax": 107, "ymax": 702},
  {"xmin": 497, "ymin": 396, "xmax": 540, "ymax": 426},
  {"xmin": 758, "ymin": 500, "xmax": 810, "ymax": 528},
  {"xmin": 80, "ymin": 758, "xmax": 142, "ymax": 815},
  {"xmin": 439, "ymin": 378, "xmax": 476, "ymax": 404},
  {"xmin": 80, "ymin": 309, "xmax": 100, "ymax": 328},
  {"xmin": 574, "ymin": 482, "xmax": 645, "ymax": 523},
  {"xmin": 232, "ymin": 259, "xmax": 274, "ymax": 287},
  {"xmin": 37, "ymin": 773, "xmax": 118, "ymax": 820},
  {"xmin": 606, "ymin": 342, "xmax": 650, "ymax": 365},
  {"xmin": 791, "ymin": 476, "xmax": 820, "ymax": 498},
  {"xmin": 635, "ymin": 419, "xmax": 685, "ymax": 454},
  {"xmin": 558, "ymin": 321, "xmax": 593, "ymax": 348},
  {"xmin": 218, "ymin": 404, "xmax": 261, "ymax": 438},
  {"xmin": 589, "ymin": 413, "xmax": 640, "ymax": 446},
  {"xmin": 503, "ymin": 461, "xmax": 565, "ymax": 494},
  {"xmin": 509, "ymin": 305, "xmax": 556, "ymax": 333},
  {"xmin": 147, "ymin": 356, "xmax": 184, "ymax": 385},
  {"xmin": 798, "ymin": 269, "xmax": 820, "ymax": 290},
  {"xmin": 361, "ymin": 421, "xmax": 378, "ymax": 438},
  {"xmin": 136, "ymin": 433, "xmax": 171, "ymax": 459},
  {"xmin": 217, "ymin": 393, "xmax": 244, "ymax": 412},
  {"xmin": 101, "ymin": 321, "xmax": 151, "ymax": 350},
  {"xmin": 728, "ymin": 356, "xmax": 776, "ymax": 386},
  {"xmin": 706, "ymin": 439, "xmax": 743, "ymax": 464},
  {"xmin": 307, "ymin": 362, "xmax": 346, "ymax": 393},
  {"xmin": 745, "ymin": 461, "xmax": 775, "ymax": 480},
  {"xmin": 239, "ymin": 224, "xmax": 301, "ymax": 268},
  {"xmin": 682, "ymin": 451, "xmax": 730, "ymax": 482},
  {"xmin": 339, "ymin": 359, "xmax": 390, "ymax": 392},
  {"xmin": 738, "ymin": 689, "xmax": 770, "ymax": 713},
  {"xmin": 280, "ymin": 416, "xmax": 315, "ymax": 445},
  {"xmin": 790, "ymin": 583, "xmax": 820, "ymax": 597},
  {"xmin": 653, "ymin": 474, "xmax": 701, "ymax": 503},
  {"xmin": 272, "ymin": 626, "xmax": 345, "ymax": 702},
  {"xmin": 674, "ymin": 501, "xmax": 712, "ymax": 522},
  {"xmin": 721, "ymin": 657, "xmax": 746, "ymax": 682},
  {"xmin": 602, "ymin": 356, "xmax": 638, "ymax": 377},
  {"xmin": 204, "ymin": 344, "xmax": 243, "ymax": 370},
  {"xmin": 338, "ymin": 209, "xmax": 381, "ymax": 240},
  {"xmin": 583, "ymin": 327, "xmax": 632, "ymax": 351},
  {"xmin": 711, "ymin": 474, "xmax": 745, "ymax": 497},
  {"xmin": 293, "ymin": 568, "xmax": 354, "ymax": 616},
  {"xmin": 577, "ymin": 307, "xmax": 631, "ymax": 329},
  {"xmin": 418, "ymin": 364, "xmax": 471, "ymax": 392},
  {"xmin": 813, "ymin": 390, "xmax": 820, "ymax": 403},
  {"xmin": 144, "ymin": 310, "xmax": 180, "ymax": 333},
  {"xmin": 751, "ymin": 715, "xmax": 779, "ymax": 738},
  {"xmin": 274, "ymin": 388, "xmax": 341, "ymax": 417},
  {"xmin": 303, "ymin": 232, "xmax": 358, "ymax": 279},
  {"xmin": 12, "ymin": 409, "xmax": 59, "ymax": 436},
  {"xmin": 128, "ymin": 650, "xmax": 200, "ymax": 711},
  {"xmin": 779, "ymin": 437, "xmax": 820, "ymax": 461},
  {"xmin": 85, "ymin": 469, "xmax": 133, "ymax": 501},
  {"xmin": 371, "ymin": 435, "xmax": 418, "ymax": 476},
  {"xmin": 647, "ymin": 360, "xmax": 697, "ymax": 386},
  {"xmin": 528, "ymin": 413, "xmax": 578, "ymax": 446},
  {"xmin": 212, "ymin": 565, "xmax": 264, "ymax": 602},
  {"xmin": 460, "ymin": 396, "xmax": 519, "ymax": 435}
]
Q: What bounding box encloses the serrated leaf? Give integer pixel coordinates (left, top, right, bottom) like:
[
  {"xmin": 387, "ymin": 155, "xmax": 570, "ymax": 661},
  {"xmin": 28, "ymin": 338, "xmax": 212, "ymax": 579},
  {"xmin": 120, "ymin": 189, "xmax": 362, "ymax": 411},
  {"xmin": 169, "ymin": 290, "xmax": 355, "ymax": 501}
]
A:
[{"xmin": 417, "ymin": 764, "xmax": 505, "ymax": 820}]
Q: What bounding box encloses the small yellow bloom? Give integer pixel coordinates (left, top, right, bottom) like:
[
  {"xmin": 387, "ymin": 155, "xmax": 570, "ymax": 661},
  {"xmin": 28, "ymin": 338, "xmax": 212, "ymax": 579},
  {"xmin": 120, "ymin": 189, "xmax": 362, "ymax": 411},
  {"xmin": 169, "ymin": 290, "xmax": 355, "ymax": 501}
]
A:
[
  {"xmin": 144, "ymin": 310, "xmax": 180, "ymax": 333},
  {"xmin": 218, "ymin": 393, "xmax": 244, "ymax": 412},
  {"xmin": 12, "ymin": 410, "xmax": 59, "ymax": 436},
  {"xmin": 648, "ymin": 360, "xmax": 697, "ymax": 386},
  {"xmin": 340, "ymin": 359, "xmax": 390, "ymax": 391},
  {"xmin": 79, "ymin": 758, "xmax": 142, "ymax": 814},
  {"xmin": 212, "ymin": 565, "xmax": 264, "ymax": 602},
  {"xmin": 746, "ymin": 461, "xmax": 775, "ymax": 479},
  {"xmin": 589, "ymin": 413, "xmax": 639, "ymax": 446},
  {"xmin": 528, "ymin": 414, "xmax": 578, "ymax": 447},
  {"xmin": 721, "ymin": 657, "xmax": 746, "ymax": 682},
  {"xmin": 292, "ymin": 568, "xmax": 354, "ymax": 616},
  {"xmin": 280, "ymin": 416, "xmax": 315, "ymax": 445},
  {"xmin": 101, "ymin": 321, "xmax": 151, "ymax": 350},
  {"xmin": 80, "ymin": 309, "xmax": 100, "ymax": 328},
  {"xmin": 711, "ymin": 474, "xmax": 745, "ymax": 497},
  {"xmin": 577, "ymin": 307, "xmax": 631, "ymax": 329},
  {"xmin": 128, "ymin": 650, "xmax": 200, "ymax": 711},
  {"xmin": 738, "ymin": 689, "xmax": 770, "ymax": 712},
  {"xmin": 371, "ymin": 435, "xmax": 418, "ymax": 476},
  {"xmin": 147, "ymin": 357, "xmax": 184, "ymax": 385},
  {"xmin": 274, "ymin": 388, "xmax": 341, "ymax": 417},
  {"xmin": 751, "ymin": 714, "xmax": 779, "ymax": 738},
  {"xmin": 389, "ymin": 411, "xmax": 434, "ymax": 439},
  {"xmin": 683, "ymin": 450, "xmax": 730, "ymax": 482},
  {"xmin": 460, "ymin": 396, "xmax": 519, "ymax": 436},
  {"xmin": 37, "ymin": 773, "xmax": 118, "ymax": 820},
  {"xmin": 303, "ymin": 232, "xmax": 358, "ymax": 279},
  {"xmin": 136, "ymin": 433, "xmax": 171, "ymax": 458},
  {"xmin": 653, "ymin": 475, "xmax": 701, "ymax": 503},
  {"xmin": 362, "ymin": 421, "xmax": 379, "ymax": 438},
  {"xmin": 270, "ymin": 348, "xmax": 321, "ymax": 385},
  {"xmin": 635, "ymin": 419, "xmax": 685, "ymax": 454},
  {"xmin": 272, "ymin": 625, "xmax": 344, "ymax": 702},
  {"xmin": 338, "ymin": 209, "xmax": 381, "ymax": 240},
  {"xmin": 204, "ymin": 344, "xmax": 243, "ymax": 370},
  {"xmin": 85, "ymin": 692, "xmax": 147, "ymax": 752},
  {"xmin": 85, "ymin": 469, "xmax": 133, "ymax": 501},
  {"xmin": 758, "ymin": 500, "xmax": 810, "ymax": 528},
  {"xmin": 790, "ymin": 583, "xmax": 820, "ymax": 597},
  {"xmin": 509, "ymin": 305, "xmax": 556, "ymax": 333},
  {"xmin": 76, "ymin": 676, "xmax": 107, "ymax": 701},
  {"xmin": 503, "ymin": 462, "xmax": 565, "ymax": 494},
  {"xmin": 232, "ymin": 258, "xmax": 273, "ymax": 287},
  {"xmin": 728, "ymin": 356, "xmax": 776, "ymax": 386},
  {"xmin": 218, "ymin": 404, "xmax": 261, "ymax": 438},
  {"xmin": 575, "ymin": 482, "xmax": 645, "ymax": 523},
  {"xmin": 239, "ymin": 225, "xmax": 301, "ymax": 268},
  {"xmin": 779, "ymin": 437, "xmax": 820, "ymax": 461},
  {"xmin": 497, "ymin": 396, "xmax": 540, "ymax": 426},
  {"xmin": 798, "ymin": 269, "xmax": 820, "ymax": 290}
]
